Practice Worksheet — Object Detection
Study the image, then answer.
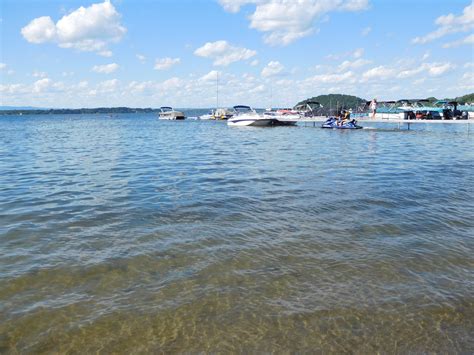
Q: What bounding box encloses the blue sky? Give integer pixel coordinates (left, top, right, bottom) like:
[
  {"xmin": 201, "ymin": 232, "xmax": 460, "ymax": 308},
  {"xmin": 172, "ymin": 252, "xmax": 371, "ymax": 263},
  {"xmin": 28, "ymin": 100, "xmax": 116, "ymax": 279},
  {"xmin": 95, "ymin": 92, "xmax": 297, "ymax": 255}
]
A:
[{"xmin": 0, "ymin": 0, "xmax": 473, "ymax": 108}]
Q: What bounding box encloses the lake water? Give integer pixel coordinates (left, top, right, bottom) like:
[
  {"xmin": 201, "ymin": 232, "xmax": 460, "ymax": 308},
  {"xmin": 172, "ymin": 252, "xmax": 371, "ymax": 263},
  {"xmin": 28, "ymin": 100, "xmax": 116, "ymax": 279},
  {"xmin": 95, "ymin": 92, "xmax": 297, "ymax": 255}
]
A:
[{"xmin": 1, "ymin": 114, "xmax": 473, "ymax": 353}]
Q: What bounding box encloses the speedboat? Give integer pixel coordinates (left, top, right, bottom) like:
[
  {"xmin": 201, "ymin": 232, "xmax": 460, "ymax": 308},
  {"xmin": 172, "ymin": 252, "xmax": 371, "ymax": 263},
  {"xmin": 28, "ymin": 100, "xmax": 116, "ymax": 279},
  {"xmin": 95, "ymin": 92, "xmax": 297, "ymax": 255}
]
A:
[
  {"xmin": 294, "ymin": 101, "xmax": 325, "ymax": 118},
  {"xmin": 262, "ymin": 109, "xmax": 299, "ymax": 126},
  {"xmin": 199, "ymin": 110, "xmax": 215, "ymax": 120},
  {"xmin": 158, "ymin": 106, "xmax": 185, "ymax": 120},
  {"xmin": 213, "ymin": 108, "xmax": 234, "ymax": 120},
  {"xmin": 199, "ymin": 108, "xmax": 234, "ymax": 120},
  {"xmin": 227, "ymin": 105, "xmax": 276, "ymax": 127},
  {"xmin": 321, "ymin": 117, "xmax": 362, "ymax": 129}
]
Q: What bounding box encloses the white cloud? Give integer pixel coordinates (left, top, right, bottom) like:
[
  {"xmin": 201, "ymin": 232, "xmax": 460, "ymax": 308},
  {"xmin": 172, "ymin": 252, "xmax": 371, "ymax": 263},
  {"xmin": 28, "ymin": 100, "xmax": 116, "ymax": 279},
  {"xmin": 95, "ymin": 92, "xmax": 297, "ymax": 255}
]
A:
[
  {"xmin": 338, "ymin": 58, "xmax": 371, "ymax": 71},
  {"xmin": 21, "ymin": 0, "xmax": 126, "ymax": 55},
  {"xmin": 218, "ymin": 0, "xmax": 254, "ymax": 13},
  {"xmin": 92, "ymin": 63, "xmax": 119, "ymax": 74},
  {"xmin": 459, "ymin": 71, "xmax": 474, "ymax": 91},
  {"xmin": 199, "ymin": 70, "xmax": 220, "ymax": 82},
  {"xmin": 464, "ymin": 62, "xmax": 474, "ymax": 68},
  {"xmin": 33, "ymin": 78, "xmax": 52, "ymax": 93},
  {"xmin": 326, "ymin": 48, "xmax": 364, "ymax": 60},
  {"xmin": 425, "ymin": 62, "xmax": 454, "ymax": 76},
  {"xmin": 77, "ymin": 81, "xmax": 88, "ymax": 89},
  {"xmin": 442, "ymin": 33, "xmax": 474, "ymax": 48},
  {"xmin": 154, "ymin": 57, "xmax": 181, "ymax": 70},
  {"xmin": 0, "ymin": 63, "xmax": 7, "ymax": 70},
  {"xmin": 307, "ymin": 70, "xmax": 356, "ymax": 84},
  {"xmin": 96, "ymin": 79, "xmax": 119, "ymax": 92},
  {"xmin": 396, "ymin": 62, "xmax": 454, "ymax": 79},
  {"xmin": 32, "ymin": 70, "xmax": 48, "ymax": 78},
  {"xmin": 249, "ymin": 84, "xmax": 265, "ymax": 94},
  {"xmin": 99, "ymin": 50, "xmax": 113, "ymax": 57},
  {"xmin": 161, "ymin": 77, "xmax": 183, "ymax": 90},
  {"xmin": 353, "ymin": 48, "xmax": 364, "ymax": 58},
  {"xmin": 21, "ymin": 16, "xmax": 57, "ymax": 43},
  {"xmin": 219, "ymin": 0, "xmax": 370, "ymax": 45},
  {"xmin": 194, "ymin": 40, "xmax": 257, "ymax": 66},
  {"xmin": 412, "ymin": 2, "xmax": 474, "ymax": 44},
  {"xmin": 128, "ymin": 80, "xmax": 156, "ymax": 94},
  {"xmin": 250, "ymin": 59, "xmax": 259, "ymax": 66},
  {"xmin": 461, "ymin": 71, "xmax": 474, "ymax": 83},
  {"xmin": 361, "ymin": 26, "xmax": 371, "ymax": 36},
  {"xmin": 362, "ymin": 65, "xmax": 396, "ymax": 81},
  {"xmin": 136, "ymin": 54, "xmax": 146, "ymax": 63},
  {"xmin": 261, "ymin": 61, "xmax": 285, "ymax": 77}
]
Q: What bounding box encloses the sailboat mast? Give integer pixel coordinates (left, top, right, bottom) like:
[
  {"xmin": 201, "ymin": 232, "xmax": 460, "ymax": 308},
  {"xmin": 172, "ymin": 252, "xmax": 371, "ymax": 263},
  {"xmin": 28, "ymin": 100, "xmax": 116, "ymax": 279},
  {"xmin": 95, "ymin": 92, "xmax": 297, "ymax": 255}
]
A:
[{"xmin": 216, "ymin": 71, "xmax": 219, "ymax": 110}]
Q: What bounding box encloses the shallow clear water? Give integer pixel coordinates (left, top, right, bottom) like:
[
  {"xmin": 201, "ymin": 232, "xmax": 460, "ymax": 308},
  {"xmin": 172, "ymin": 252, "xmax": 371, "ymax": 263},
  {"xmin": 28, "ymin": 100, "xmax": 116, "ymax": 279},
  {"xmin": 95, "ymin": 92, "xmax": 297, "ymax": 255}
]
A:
[{"xmin": 0, "ymin": 114, "xmax": 473, "ymax": 353}]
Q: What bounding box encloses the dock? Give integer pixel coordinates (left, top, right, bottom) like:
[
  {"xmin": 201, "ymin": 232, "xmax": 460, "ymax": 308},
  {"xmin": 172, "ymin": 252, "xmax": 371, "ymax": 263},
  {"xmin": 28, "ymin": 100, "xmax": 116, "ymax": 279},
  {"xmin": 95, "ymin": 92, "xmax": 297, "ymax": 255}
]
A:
[{"xmin": 294, "ymin": 116, "xmax": 473, "ymax": 131}]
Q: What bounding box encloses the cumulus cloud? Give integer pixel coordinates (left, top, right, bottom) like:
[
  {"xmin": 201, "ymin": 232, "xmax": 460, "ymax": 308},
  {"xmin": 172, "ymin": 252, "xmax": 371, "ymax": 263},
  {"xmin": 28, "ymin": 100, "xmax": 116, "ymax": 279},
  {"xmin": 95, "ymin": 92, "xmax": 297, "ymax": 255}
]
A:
[
  {"xmin": 136, "ymin": 54, "xmax": 146, "ymax": 63},
  {"xmin": 353, "ymin": 48, "xmax": 364, "ymax": 58},
  {"xmin": 424, "ymin": 62, "xmax": 454, "ymax": 76},
  {"xmin": 442, "ymin": 33, "xmax": 474, "ymax": 48},
  {"xmin": 194, "ymin": 40, "xmax": 257, "ymax": 66},
  {"xmin": 154, "ymin": 57, "xmax": 181, "ymax": 70},
  {"xmin": 219, "ymin": 0, "xmax": 370, "ymax": 45},
  {"xmin": 199, "ymin": 70, "xmax": 220, "ymax": 82},
  {"xmin": 307, "ymin": 70, "xmax": 356, "ymax": 84},
  {"xmin": 412, "ymin": 1, "xmax": 474, "ymax": 44},
  {"xmin": 327, "ymin": 48, "xmax": 364, "ymax": 60},
  {"xmin": 33, "ymin": 78, "xmax": 52, "ymax": 93},
  {"xmin": 21, "ymin": 0, "xmax": 126, "ymax": 55},
  {"xmin": 261, "ymin": 61, "xmax": 285, "ymax": 77},
  {"xmin": 338, "ymin": 58, "xmax": 371, "ymax": 71},
  {"xmin": 92, "ymin": 63, "xmax": 119, "ymax": 74},
  {"xmin": 0, "ymin": 63, "xmax": 7, "ymax": 70},
  {"xmin": 362, "ymin": 65, "xmax": 396, "ymax": 81},
  {"xmin": 32, "ymin": 70, "xmax": 48, "ymax": 78},
  {"xmin": 96, "ymin": 79, "xmax": 119, "ymax": 93},
  {"xmin": 99, "ymin": 50, "xmax": 113, "ymax": 57}
]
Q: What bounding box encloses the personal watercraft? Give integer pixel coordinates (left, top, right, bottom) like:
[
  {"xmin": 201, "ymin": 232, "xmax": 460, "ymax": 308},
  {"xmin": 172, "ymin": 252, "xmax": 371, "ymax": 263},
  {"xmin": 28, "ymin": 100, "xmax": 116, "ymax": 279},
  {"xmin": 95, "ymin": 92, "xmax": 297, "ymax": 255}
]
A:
[{"xmin": 321, "ymin": 117, "xmax": 362, "ymax": 129}]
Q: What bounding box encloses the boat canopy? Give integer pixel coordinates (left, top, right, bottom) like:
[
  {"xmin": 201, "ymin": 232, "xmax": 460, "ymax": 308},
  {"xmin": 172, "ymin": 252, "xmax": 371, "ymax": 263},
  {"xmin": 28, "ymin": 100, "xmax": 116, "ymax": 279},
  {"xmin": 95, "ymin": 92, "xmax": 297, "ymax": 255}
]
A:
[
  {"xmin": 294, "ymin": 101, "xmax": 323, "ymax": 111},
  {"xmin": 435, "ymin": 100, "xmax": 458, "ymax": 105},
  {"xmin": 233, "ymin": 105, "xmax": 251, "ymax": 110},
  {"xmin": 160, "ymin": 106, "xmax": 173, "ymax": 111}
]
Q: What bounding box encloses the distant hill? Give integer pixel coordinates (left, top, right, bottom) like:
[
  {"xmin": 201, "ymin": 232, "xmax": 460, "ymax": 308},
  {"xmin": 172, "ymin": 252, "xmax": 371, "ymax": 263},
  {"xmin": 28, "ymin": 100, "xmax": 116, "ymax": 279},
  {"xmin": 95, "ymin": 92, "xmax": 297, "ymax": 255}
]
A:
[
  {"xmin": 295, "ymin": 94, "xmax": 366, "ymax": 115},
  {"xmin": 423, "ymin": 93, "xmax": 474, "ymax": 103},
  {"xmin": 455, "ymin": 93, "xmax": 474, "ymax": 103},
  {"xmin": 0, "ymin": 107, "xmax": 160, "ymax": 115},
  {"xmin": 0, "ymin": 106, "xmax": 47, "ymax": 110}
]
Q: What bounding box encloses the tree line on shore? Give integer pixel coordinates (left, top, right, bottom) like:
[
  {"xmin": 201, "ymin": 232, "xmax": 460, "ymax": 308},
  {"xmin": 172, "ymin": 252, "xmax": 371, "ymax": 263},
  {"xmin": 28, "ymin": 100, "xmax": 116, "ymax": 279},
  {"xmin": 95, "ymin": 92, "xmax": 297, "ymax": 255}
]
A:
[{"xmin": 1, "ymin": 93, "xmax": 472, "ymax": 115}]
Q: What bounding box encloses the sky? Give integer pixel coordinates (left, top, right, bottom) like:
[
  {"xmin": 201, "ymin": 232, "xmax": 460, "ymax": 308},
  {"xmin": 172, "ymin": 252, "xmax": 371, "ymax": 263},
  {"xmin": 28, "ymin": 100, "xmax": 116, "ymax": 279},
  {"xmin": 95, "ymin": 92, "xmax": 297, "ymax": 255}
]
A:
[{"xmin": 0, "ymin": 0, "xmax": 473, "ymax": 108}]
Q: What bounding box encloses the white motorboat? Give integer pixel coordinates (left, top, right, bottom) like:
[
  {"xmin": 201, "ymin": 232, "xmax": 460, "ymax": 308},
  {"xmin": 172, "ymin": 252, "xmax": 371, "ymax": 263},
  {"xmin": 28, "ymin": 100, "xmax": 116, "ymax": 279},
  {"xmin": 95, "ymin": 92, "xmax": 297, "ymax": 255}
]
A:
[
  {"xmin": 158, "ymin": 106, "xmax": 185, "ymax": 120},
  {"xmin": 263, "ymin": 109, "xmax": 299, "ymax": 126},
  {"xmin": 199, "ymin": 108, "xmax": 234, "ymax": 120},
  {"xmin": 227, "ymin": 105, "xmax": 276, "ymax": 127},
  {"xmin": 199, "ymin": 110, "xmax": 215, "ymax": 120}
]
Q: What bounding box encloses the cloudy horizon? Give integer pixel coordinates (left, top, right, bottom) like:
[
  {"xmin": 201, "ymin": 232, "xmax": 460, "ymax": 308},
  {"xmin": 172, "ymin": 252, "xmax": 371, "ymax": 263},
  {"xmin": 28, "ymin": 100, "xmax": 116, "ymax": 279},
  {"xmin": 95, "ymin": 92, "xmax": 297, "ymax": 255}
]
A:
[{"xmin": 1, "ymin": 0, "xmax": 473, "ymax": 108}]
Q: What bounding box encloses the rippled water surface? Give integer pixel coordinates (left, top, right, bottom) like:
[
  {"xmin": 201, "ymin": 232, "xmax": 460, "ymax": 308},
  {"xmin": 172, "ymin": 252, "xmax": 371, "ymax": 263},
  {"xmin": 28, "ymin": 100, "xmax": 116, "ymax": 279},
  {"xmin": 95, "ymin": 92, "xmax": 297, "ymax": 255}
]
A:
[{"xmin": 1, "ymin": 114, "xmax": 473, "ymax": 353}]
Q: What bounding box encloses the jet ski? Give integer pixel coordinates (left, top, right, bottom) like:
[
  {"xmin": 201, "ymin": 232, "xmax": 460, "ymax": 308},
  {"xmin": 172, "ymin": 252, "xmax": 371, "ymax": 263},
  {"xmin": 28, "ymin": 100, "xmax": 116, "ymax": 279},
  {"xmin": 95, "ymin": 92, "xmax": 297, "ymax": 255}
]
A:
[{"xmin": 321, "ymin": 117, "xmax": 363, "ymax": 129}]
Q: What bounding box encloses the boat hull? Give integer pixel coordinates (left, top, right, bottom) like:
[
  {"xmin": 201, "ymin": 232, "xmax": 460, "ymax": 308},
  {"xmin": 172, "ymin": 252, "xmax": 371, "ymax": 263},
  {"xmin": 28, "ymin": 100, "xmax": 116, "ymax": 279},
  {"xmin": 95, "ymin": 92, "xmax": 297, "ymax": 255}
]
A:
[{"xmin": 228, "ymin": 118, "xmax": 276, "ymax": 127}]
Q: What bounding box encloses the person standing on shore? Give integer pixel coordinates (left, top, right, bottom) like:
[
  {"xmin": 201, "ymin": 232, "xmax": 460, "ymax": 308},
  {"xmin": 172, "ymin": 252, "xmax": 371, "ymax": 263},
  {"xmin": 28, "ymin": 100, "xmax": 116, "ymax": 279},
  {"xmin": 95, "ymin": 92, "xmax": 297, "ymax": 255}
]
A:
[{"xmin": 370, "ymin": 98, "xmax": 377, "ymax": 119}]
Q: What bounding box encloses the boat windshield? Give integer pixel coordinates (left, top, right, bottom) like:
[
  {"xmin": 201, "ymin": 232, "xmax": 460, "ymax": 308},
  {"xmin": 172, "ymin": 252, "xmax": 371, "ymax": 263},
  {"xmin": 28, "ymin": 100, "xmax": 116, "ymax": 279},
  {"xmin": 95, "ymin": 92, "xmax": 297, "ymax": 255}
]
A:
[
  {"xmin": 160, "ymin": 107, "xmax": 173, "ymax": 112},
  {"xmin": 233, "ymin": 105, "xmax": 252, "ymax": 114}
]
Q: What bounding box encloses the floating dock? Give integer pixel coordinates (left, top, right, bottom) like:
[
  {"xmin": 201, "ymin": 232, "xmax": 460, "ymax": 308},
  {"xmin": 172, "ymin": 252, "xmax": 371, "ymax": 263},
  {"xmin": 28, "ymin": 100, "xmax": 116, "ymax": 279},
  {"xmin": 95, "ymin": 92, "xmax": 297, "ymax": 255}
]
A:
[{"xmin": 294, "ymin": 116, "xmax": 473, "ymax": 131}]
